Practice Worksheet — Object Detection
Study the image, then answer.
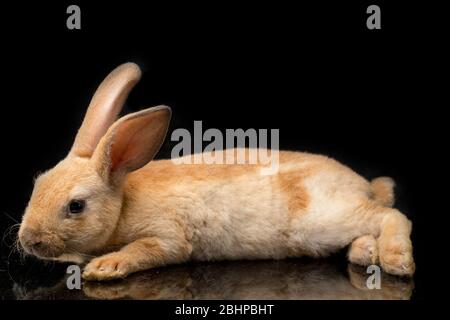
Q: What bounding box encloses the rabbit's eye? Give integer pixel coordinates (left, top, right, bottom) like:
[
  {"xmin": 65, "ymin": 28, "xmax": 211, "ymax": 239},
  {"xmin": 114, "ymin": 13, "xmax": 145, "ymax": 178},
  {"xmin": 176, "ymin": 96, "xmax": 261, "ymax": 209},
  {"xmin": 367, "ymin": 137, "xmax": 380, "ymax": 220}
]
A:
[{"xmin": 68, "ymin": 199, "xmax": 86, "ymax": 215}]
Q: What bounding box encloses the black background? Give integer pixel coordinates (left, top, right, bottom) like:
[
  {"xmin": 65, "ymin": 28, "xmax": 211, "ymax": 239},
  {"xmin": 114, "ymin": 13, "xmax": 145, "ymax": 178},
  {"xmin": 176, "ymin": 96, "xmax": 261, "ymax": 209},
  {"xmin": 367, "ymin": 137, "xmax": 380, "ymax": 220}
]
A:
[{"xmin": 0, "ymin": 0, "xmax": 443, "ymax": 311}]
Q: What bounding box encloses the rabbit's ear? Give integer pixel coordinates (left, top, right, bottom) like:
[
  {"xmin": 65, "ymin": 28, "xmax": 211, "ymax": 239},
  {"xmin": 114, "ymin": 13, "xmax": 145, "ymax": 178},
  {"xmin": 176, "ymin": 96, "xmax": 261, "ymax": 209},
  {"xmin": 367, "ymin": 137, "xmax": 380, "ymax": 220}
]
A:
[
  {"xmin": 92, "ymin": 105, "xmax": 171, "ymax": 181},
  {"xmin": 70, "ymin": 63, "xmax": 142, "ymax": 158}
]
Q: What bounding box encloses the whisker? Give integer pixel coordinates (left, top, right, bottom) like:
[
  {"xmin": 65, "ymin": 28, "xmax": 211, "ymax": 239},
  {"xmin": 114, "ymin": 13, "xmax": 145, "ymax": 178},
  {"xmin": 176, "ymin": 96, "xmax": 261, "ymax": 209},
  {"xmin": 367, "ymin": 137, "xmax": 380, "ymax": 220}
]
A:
[
  {"xmin": 2, "ymin": 224, "xmax": 20, "ymax": 249},
  {"xmin": 67, "ymin": 248, "xmax": 96, "ymax": 259},
  {"xmin": 2, "ymin": 211, "xmax": 20, "ymax": 223},
  {"xmin": 1, "ymin": 222, "xmax": 28, "ymax": 262}
]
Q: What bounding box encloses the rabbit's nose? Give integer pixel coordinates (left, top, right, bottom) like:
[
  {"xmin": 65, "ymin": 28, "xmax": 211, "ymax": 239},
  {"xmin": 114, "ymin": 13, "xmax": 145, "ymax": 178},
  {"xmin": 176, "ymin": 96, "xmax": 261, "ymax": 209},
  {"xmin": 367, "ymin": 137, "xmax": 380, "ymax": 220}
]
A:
[
  {"xmin": 20, "ymin": 228, "xmax": 44, "ymax": 251},
  {"xmin": 30, "ymin": 240, "xmax": 43, "ymax": 250}
]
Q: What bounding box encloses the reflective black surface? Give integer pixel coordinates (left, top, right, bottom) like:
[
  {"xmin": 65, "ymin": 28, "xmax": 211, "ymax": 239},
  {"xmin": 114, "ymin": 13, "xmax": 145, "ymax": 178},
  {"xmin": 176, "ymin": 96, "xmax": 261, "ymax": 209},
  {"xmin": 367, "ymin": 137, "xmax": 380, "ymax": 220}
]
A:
[
  {"xmin": 0, "ymin": 1, "xmax": 430, "ymax": 303},
  {"xmin": 1, "ymin": 255, "xmax": 413, "ymax": 300}
]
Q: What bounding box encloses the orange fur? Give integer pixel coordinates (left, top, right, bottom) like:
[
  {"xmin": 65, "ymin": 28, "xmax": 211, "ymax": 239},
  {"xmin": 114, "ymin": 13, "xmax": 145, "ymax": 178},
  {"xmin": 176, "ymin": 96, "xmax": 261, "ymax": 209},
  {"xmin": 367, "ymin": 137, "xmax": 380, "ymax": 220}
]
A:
[{"xmin": 18, "ymin": 63, "xmax": 415, "ymax": 281}]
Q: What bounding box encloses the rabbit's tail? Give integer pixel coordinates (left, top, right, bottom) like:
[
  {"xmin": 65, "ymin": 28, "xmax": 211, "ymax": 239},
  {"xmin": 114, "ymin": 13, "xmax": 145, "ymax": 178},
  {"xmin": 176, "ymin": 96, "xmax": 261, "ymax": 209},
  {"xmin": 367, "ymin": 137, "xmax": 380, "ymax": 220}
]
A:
[{"xmin": 370, "ymin": 177, "xmax": 395, "ymax": 207}]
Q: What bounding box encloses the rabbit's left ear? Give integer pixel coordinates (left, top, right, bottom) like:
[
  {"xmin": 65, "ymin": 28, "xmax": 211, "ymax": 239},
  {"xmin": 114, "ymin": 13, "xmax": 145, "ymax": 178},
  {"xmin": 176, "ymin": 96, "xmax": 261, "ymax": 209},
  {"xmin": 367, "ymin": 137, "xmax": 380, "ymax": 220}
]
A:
[
  {"xmin": 92, "ymin": 105, "xmax": 171, "ymax": 181},
  {"xmin": 71, "ymin": 63, "xmax": 142, "ymax": 158}
]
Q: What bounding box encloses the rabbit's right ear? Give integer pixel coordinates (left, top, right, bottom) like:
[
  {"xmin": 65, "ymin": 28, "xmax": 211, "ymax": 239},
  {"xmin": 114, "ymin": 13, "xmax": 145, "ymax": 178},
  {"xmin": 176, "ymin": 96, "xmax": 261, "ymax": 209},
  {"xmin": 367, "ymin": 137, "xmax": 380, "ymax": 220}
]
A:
[{"xmin": 70, "ymin": 63, "xmax": 142, "ymax": 158}]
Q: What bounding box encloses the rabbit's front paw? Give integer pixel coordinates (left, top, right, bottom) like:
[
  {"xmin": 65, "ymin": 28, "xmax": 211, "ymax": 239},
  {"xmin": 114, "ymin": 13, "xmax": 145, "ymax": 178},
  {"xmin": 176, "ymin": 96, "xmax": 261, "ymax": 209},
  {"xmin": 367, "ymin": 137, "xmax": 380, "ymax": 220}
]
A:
[{"xmin": 82, "ymin": 253, "xmax": 133, "ymax": 281}]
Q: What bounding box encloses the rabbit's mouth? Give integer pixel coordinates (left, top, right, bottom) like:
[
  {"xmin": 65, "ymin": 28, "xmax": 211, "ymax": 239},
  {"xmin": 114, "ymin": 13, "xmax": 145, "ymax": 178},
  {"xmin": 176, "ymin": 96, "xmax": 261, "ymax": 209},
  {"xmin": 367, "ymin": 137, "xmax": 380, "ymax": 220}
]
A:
[
  {"xmin": 19, "ymin": 229, "xmax": 65, "ymax": 259},
  {"xmin": 28, "ymin": 243, "xmax": 65, "ymax": 259}
]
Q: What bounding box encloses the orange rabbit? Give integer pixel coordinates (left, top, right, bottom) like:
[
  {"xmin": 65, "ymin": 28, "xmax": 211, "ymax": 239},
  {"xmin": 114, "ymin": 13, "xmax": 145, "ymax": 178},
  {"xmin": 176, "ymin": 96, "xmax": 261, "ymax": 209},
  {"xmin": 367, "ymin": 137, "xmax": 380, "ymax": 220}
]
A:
[{"xmin": 18, "ymin": 63, "xmax": 414, "ymax": 281}]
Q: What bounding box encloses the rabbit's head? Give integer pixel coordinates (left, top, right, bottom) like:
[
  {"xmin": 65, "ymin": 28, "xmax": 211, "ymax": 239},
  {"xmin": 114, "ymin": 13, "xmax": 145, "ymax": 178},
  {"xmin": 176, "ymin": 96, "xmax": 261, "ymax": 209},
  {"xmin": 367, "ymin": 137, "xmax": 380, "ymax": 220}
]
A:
[{"xmin": 18, "ymin": 63, "xmax": 171, "ymax": 260}]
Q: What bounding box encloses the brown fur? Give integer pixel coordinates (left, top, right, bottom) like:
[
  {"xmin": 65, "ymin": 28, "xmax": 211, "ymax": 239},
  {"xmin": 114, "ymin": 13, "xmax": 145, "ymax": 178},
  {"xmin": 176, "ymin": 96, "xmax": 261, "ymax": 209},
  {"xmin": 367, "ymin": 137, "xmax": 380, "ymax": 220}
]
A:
[{"xmin": 278, "ymin": 171, "xmax": 310, "ymax": 216}]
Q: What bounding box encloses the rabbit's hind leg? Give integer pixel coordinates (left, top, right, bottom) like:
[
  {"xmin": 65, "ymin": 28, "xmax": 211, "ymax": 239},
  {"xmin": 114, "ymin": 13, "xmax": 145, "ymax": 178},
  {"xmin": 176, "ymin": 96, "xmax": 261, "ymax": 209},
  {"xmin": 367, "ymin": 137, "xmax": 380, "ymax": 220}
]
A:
[
  {"xmin": 377, "ymin": 208, "xmax": 415, "ymax": 276},
  {"xmin": 356, "ymin": 202, "xmax": 415, "ymax": 277}
]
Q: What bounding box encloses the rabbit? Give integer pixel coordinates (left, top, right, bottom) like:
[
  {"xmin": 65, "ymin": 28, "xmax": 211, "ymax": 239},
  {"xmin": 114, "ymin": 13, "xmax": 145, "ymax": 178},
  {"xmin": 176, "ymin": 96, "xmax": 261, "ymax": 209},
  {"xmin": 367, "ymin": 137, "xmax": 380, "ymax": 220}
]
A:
[{"xmin": 18, "ymin": 62, "xmax": 415, "ymax": 281}]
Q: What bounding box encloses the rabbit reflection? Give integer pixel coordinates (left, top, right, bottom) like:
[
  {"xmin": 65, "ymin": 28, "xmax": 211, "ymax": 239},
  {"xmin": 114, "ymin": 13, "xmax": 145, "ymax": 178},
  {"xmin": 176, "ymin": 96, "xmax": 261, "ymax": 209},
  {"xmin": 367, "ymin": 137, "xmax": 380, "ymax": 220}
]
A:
[{"xmin": 14, "ymin": 259, "xmax": 413, "ymax": 300}]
